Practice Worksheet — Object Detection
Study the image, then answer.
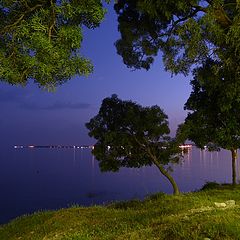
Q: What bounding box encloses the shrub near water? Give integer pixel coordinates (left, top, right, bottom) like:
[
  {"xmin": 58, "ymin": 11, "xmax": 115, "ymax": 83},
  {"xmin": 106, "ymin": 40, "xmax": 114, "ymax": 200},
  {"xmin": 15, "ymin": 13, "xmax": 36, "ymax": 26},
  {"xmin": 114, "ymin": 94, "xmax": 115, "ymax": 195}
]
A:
[{"xmin": 1, "ymin": 185, "xmax": 240, "ymax": 239}]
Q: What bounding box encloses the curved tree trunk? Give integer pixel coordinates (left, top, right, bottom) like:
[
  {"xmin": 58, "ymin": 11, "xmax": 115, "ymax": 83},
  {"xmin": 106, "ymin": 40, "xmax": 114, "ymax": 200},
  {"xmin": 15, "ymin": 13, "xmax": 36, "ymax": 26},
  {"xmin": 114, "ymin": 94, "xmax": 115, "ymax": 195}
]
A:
[
  {"xmin": 231, "ymin": 149, "xmax": 237, "ymax": 185},
  {"xmin": 133, "ymin": 137, "xmax": 180, "ymax": 195},
  {"xmin": 152, "ymin": 157, "xmax": 180, "ymax": 195}
]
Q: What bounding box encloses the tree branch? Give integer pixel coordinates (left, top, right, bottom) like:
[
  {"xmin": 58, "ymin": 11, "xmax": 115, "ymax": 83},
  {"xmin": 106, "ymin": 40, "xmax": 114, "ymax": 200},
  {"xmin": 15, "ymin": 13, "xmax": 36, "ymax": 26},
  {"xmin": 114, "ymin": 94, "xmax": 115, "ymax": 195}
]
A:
[
  {"xmin": 213, "ymin": 6, "xmax": 232, "ymax": 28},
  {"xmin": 173, "ymin": 7, "xmax": 205, "ymax": 27},
  {"xmin": 167, "ymin": 6, "xmax": 205, "ymax": 37},
  {"xmin": 20, "ymin": 68, "xmax": 29, "ymax": 84},
  {"xmin": 135, "ymin": 137, "xmax": 180, "ymax": 195},
  {"xmin": 0, "ymin": 3, "xmax": 43, "ymax": 35},
  {"xmin": 48, "ymin": 0, "xmax": 56, "ymax": 41}
]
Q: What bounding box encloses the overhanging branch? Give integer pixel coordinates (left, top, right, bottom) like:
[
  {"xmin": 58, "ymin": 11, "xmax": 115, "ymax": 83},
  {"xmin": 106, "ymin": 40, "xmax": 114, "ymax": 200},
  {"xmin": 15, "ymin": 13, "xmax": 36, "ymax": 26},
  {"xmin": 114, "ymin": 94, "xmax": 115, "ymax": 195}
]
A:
[{"xmin": 0, "ymin": 3, "xmax": 43, "ymax": 35}]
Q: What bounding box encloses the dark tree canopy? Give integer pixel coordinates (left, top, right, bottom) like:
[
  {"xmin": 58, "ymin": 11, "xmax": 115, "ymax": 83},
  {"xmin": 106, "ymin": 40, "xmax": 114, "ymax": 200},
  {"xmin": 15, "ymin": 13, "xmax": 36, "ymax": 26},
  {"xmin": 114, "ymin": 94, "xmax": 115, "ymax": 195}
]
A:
[
  {"xmin": 179, "ymin": 59, "xmax": 240, "ymax": 184},
  {"xmin": 114, "ymin": 0, "xmax": 240, "ymax": 76},
  {"xmin": 184, "ymin": 59, "xmax": 240, "ymax": 150},
  {"xmin": 86, "ymin": 94, "xmax": 181, "ymax": 194},
  {"xmin": 0, "ymin": 0, "xmax": 108, "ymax": 89}
]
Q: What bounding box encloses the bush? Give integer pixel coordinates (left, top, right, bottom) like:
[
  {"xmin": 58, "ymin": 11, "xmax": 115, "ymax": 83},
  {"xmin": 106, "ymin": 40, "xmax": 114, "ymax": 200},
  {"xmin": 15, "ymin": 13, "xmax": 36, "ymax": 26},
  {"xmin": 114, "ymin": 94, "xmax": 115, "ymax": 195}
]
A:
[{"xmin": 200, "ymin": 181, "xmax": 220, "ymax": 191}]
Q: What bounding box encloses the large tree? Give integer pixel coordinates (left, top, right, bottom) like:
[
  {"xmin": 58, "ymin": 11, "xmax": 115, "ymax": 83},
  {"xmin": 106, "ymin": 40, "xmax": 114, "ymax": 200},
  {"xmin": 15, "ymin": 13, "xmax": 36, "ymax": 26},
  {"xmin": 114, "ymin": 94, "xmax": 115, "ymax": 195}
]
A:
[
  {"xmin": 115, "ymin": 1, "xmax": 240, "ymax": 185},
  {"xmin": 178, "ymin": 59, "xmax": 240, "ymax": 185},
  {"xmin": 114, "ymin": 0, "xmax": 240, "ymax": 77},
  {"xmin": 0, "ymin": 0, "xmax": 108, "ymax": 88},
  {"xmin": 86, "ymin": 95, "xmax": 182, "ymax": 195}
]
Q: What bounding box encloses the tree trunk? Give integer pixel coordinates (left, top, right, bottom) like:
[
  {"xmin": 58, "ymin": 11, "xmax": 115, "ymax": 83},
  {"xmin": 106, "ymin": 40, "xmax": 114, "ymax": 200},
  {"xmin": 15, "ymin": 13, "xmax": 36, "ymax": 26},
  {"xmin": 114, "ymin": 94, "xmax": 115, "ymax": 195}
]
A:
[
  {"xmin": 231, "ymin": 149, "xmax": 237, "ymax": 185},
  {"xmin": 134, "ymin": 139, "xmax": 180, "ymax": 195},
  {"xmin": 153, "ymin": 158, "xmax": 180, "ymax": 195}
]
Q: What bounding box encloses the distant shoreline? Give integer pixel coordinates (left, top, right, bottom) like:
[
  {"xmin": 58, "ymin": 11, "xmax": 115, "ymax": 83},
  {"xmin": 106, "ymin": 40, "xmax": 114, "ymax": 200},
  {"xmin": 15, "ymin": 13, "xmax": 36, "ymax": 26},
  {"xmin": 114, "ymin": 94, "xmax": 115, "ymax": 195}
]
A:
[
  {"xmin": 14, "ymin": 144, "xmax": 194, "ymax": 150},
  {"xmin": 13, "ymin": 145, "xmax": 94, "ymax": 149}
]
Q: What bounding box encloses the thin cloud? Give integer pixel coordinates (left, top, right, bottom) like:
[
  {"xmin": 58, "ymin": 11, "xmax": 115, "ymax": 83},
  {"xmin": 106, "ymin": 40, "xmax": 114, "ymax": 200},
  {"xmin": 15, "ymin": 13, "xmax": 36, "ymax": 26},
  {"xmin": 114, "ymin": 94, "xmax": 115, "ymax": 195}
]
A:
[
  {"xmin": 21, "ymin": 101, "xmax": 91, "ymax": 110},
  {"xmin": 0, "ymin": 87, "xmax": 91, "ymax": 110}
]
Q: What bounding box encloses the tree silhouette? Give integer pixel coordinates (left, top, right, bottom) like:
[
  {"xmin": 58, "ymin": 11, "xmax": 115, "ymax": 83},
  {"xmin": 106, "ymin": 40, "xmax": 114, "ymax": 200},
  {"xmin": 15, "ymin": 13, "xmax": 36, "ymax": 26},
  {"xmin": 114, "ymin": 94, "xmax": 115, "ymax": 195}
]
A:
[
  {"xmin": 179, "ymin": 59, "xmax": 240, "ymax": 185},
  {"xmin": 86, "ymin": 95, "xmax": 182, "ymax": 195}
]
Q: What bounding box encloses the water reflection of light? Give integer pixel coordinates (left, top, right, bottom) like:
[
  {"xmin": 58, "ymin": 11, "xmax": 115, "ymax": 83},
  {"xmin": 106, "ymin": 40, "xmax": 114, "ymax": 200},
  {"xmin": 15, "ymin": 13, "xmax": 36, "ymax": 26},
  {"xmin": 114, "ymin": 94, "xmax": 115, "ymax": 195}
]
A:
[
  {"xmin": 210, "ymin": 152, "xmax": 213, "ymax": 161},
  {"xmin": 236, "ymin": 149, "xmax": 240, "ymax": 183},
  {"xmin": 181, "ymin": 147, "xmax": 191, "ymax": 159},
  {"xmin": 91, "ymin": 154, "xmax": 95, "ymax": 192},
  {"xmin": 91, "ymin": 154, "xmax": 95, "ymax": 169},
  {"xmin": 179, "ymin": 147, "xmax": 192, "ymax": 170},
  {"xmin": 199, "ymin": 148, "xmax": 208, "ymax": 170},
  {"xmin": 73, "ymin": 148, "xmax": 76, "ymax": 165},
  {"xmin": 215, "ymin": 151, "xmax": 220, "ymax": 168}
]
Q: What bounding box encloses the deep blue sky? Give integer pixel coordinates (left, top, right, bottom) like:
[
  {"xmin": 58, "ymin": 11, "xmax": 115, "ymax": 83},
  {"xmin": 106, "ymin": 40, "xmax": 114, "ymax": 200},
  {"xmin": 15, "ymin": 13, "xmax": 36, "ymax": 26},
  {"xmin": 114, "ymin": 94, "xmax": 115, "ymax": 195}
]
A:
[{"xmin": 0, "ymin": 4, "xmax": 191, "ymax": 147}]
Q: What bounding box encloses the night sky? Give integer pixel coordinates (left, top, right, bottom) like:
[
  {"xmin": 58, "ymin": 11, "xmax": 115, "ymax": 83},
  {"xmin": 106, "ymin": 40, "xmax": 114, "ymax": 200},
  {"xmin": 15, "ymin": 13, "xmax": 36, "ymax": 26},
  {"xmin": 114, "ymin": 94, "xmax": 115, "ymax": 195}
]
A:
[{"xmin": 0, "ymin": 4, "xmax": 191, "ymax": 148}]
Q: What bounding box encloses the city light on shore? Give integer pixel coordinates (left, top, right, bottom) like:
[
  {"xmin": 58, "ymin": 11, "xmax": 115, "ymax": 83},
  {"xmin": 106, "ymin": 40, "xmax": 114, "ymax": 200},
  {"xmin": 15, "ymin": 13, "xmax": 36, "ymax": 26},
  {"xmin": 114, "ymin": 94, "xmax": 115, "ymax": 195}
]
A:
[
  {"xmin": 14, "ymin": 144, "xmax": 192, "ymax": 150},
  {"xmin": 13, "ymin": 145, "xmax": 95, "ymax": 150}
]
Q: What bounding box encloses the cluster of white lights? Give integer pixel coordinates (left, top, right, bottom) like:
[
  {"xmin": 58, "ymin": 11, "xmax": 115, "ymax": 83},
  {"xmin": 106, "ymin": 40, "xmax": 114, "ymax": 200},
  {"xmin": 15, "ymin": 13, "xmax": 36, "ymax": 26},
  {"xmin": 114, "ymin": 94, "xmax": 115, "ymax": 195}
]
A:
[{"xmin": 14, "ymin": 145, "xmax": 95, "ymax": 149}]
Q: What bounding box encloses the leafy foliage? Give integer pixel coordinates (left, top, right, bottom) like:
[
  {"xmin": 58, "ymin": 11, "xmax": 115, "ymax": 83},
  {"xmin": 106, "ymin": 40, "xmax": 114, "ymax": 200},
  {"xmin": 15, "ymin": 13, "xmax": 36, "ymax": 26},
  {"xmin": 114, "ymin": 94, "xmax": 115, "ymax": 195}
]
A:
[
  {"xmin": 114, "ymin": 0, "xmax": 240, "ymax": 76},
  {"xmin": 178, "ymin": 59, "xmax": 240, "ymax": 184},
  {"xmin": 182, "ymin": 59, "xmax": 240, "ymax": 151},
  {"xmin": 86, "ymin": 94, "xmax": 179, "ymax": 170},
  {"xmin": 0, "ymin": 0, "xmax": 108, "ymax": 88},
  {"xmin": 86, "ymin": 94, "xmax": 181, "ymax": 194},
  {"xmin": 200, "ymin": 181, "xmax": 221, "ymax": 191}
]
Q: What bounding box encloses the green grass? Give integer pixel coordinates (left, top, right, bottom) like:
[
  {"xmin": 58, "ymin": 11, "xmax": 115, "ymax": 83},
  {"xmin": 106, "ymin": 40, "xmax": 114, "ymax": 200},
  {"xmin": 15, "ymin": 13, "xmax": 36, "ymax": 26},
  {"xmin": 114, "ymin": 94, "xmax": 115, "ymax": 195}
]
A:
[{"xmin": 1, "ymin": 184, "xmax": 240, "ymax": 239}]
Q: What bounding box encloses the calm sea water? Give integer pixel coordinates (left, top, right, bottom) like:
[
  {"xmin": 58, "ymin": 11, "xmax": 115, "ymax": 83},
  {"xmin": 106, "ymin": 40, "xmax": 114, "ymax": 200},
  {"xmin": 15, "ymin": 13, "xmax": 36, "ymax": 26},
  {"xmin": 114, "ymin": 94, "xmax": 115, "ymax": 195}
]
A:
[{"xmin": 0, "ymin": 146, "xmax": 239, "ymax": 224}]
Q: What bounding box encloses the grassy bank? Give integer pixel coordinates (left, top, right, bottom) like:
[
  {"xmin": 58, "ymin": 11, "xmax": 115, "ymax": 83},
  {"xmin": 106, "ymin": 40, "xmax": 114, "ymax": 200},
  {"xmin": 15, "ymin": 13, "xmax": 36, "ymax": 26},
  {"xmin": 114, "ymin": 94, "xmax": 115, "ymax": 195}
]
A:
[{"xmin": 1, "ymin": 184, "xmax": 240, "ymax": 240}]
